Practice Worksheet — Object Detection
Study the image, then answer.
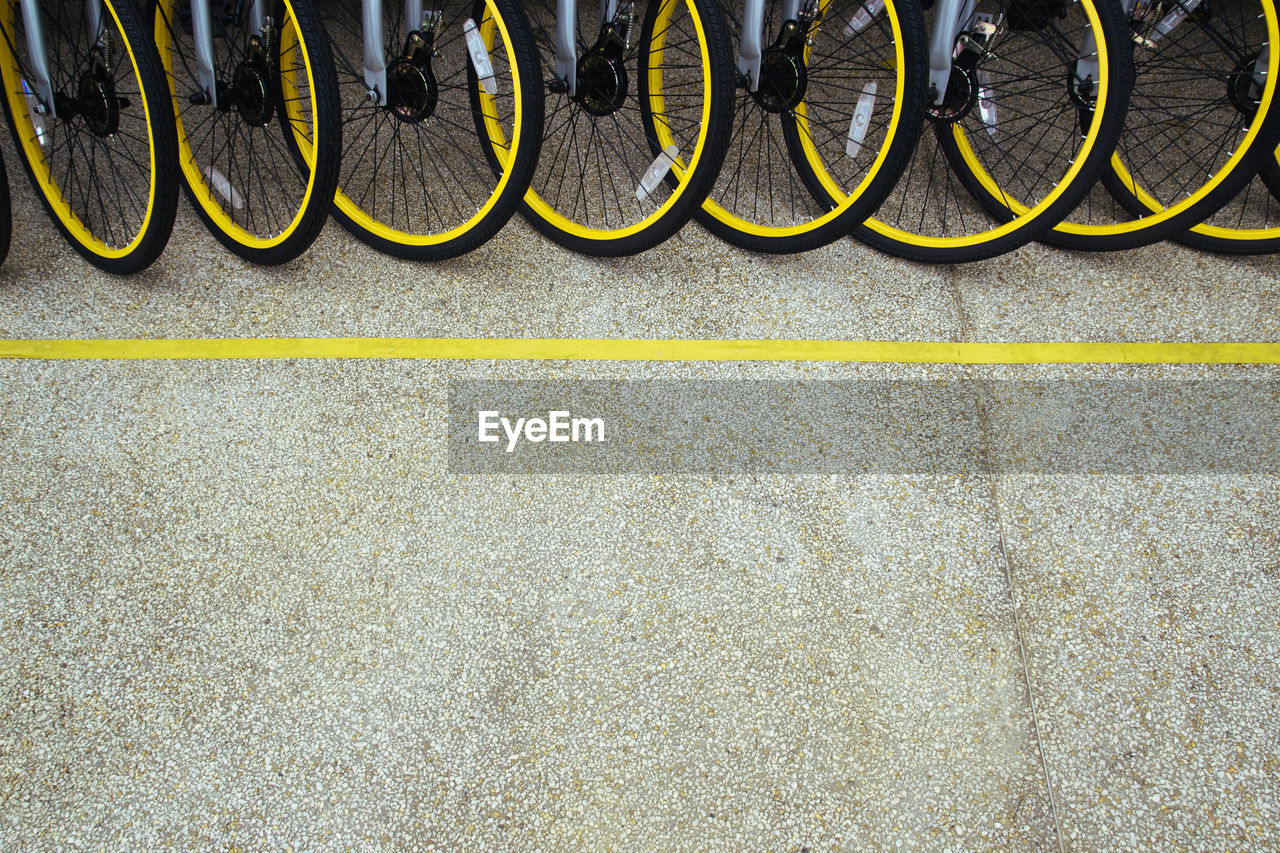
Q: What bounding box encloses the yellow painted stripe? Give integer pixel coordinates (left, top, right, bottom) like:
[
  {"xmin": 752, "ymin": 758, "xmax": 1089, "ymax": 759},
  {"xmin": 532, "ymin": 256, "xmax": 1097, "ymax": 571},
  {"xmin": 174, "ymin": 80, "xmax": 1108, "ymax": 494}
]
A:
[{"xmin": 1, "ymin": 338, "xmax": 1279, "ymax": 363}]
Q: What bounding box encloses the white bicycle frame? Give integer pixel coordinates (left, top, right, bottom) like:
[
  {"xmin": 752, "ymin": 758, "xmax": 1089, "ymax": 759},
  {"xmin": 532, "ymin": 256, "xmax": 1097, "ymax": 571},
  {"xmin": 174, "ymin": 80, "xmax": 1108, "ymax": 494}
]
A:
[
  {"xmin": 548, "ymin": 0, "xmax": 798, "ymax": 95},
  {"xmin": 19, "ymin": 0, "xmax": 107, "ymax": 118},
  {"xmin": 185, "ymin": 0, "xmax": 269, "ymax": 108},
  {"xmin": 362, "ymin": 0, "xmax": 425, "ymax": 105},
  {"xmin": 23, "ymin": 0, "xmax": 274, "ymax": 113},
  {"xmin": 553, "ymin": 0, "xmax": 632, "ymax": 96}
]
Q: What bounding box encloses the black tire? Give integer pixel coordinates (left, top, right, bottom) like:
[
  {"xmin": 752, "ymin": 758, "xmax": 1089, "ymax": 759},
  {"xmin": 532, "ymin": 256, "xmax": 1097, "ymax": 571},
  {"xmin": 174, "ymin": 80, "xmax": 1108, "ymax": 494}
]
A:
[
  {"xmin": 1262, "ymin": 143, "xmax": 1280, "ymax": 198},
  {"xmin": 1174, "ymin": 142, "xmax": 1280, "ymax": 254},
  {"xmin": 0, "ymin": 147, "xmax": 10, "ymax": 266}
]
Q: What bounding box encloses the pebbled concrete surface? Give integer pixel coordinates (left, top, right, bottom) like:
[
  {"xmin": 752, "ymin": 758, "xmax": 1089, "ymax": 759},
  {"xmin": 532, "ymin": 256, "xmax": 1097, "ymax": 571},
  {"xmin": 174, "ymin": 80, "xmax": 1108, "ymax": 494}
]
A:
[
  {"xmin": 978, "ymin": 364, "xmax": 1280, "ymax": 853},
  {"xmin": 0, "ymin": 360, "xmax": 1057, "ymax": 851},
  {"xmin": 2, "ymin": 130, "xmax": 1280, "ymax": 851}
]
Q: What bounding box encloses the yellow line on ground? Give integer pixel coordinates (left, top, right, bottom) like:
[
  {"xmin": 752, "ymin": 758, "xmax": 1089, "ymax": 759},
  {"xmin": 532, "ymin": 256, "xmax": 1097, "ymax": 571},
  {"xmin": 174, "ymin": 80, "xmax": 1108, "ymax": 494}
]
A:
[{"xmin": 0, "ymin": 338, "xmax": 1278, "ymax": 363}]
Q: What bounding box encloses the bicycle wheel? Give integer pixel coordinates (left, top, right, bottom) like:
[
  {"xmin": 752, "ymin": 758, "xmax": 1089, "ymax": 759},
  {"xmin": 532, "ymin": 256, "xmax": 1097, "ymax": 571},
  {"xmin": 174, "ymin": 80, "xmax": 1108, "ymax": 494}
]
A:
[
  {"xmin": 696, "ymin": 0, "xmax": 926, "ymax": 254},
  {"xmin": 519, "ymin": 0, "xmax": 735, "ymax": 256},
  {"xmin": 852, "ymin": 0, "xmax": 1133, "ymax": 263},
  {"xmin": 1174, "ymin": 142, "xmax": 1280, "ymax": 253},
  {"xmin": 1043, "ymin": 0, "xmax": 1280, "ymax": 251},
  {"xmin": 153, "ymin": 0, "xmax": 341, "ymax": 265},
  {"xmin": 319, "ymin": 0, "xmax": 543, "ymax": 261},
  {"xmin": 0, "ymin": 0, "xmax": 178, "ymax": 274}
]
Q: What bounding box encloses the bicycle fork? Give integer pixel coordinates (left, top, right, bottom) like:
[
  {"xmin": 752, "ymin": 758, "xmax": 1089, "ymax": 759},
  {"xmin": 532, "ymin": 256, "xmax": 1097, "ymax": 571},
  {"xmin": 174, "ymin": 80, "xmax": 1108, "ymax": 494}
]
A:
[
  {"xmin": 361, "ymin": 1, "xmax": 497, "ymax": 107},
  {"xmin": 186, "ymin": 0, "xmax": 269, "ymax": 109},
  {"xmin": 362, "ymin": 0, "xmax": 423, "ymax": 106},
  {"xmin": 554, "ymin": 0, "xmax": 637, "ymax": 96},
  {"xmin": 737, "ymin": 0, "xmax": 804, "ymax": 92},
  {"xmin": 18, "ymin": 0, "xmax": 109, "ymax": 119}
]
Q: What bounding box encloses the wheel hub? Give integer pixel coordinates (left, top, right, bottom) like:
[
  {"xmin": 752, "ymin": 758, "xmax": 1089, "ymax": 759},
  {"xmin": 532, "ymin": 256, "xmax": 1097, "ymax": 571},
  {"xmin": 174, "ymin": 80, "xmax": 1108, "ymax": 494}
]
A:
[
  {"xmin": 1067, "ymin": 62, "xmax": 1097, "ymax": 111},
  {"xmin": 76, "ymin": 72, "xmax": 120, "ymax": 137},
  {"xmin": 927, "ymin": 66, "xmax": 978, "ymax": 124},
  {"xmin": 386, "ymin": 57, "xmax": 438, "ymax": 123},
  {"xmin": 1228, "ymin": 54, "xmax": 1263, "ymax": 120},
  {"xmin": 575, "ymin": 50, "xmax": 628, "ymax": 116},
  {"xmin": 751, "ymin": 49, "xmax": 807, "ymax": 114},
  {"xmin": 226, "ymin": 59, "xmax": 273, "ymax": 126}
]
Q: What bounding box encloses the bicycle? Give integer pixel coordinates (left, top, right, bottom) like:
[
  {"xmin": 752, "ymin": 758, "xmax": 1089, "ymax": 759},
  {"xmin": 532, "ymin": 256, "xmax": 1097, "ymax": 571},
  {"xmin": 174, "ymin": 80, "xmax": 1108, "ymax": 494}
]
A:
[
  {"xmin": 1, "ymin": 0, "xmax": 179, "ymax": 274},
  {"xmin": 1044, "ymin": 0, "xmax": 1280, "ymax": 251},
  {"xmin": 317, "ymin": 0, "xmax": 544, "ymax": 261},
  {"xmin": 515, "ymin": 0, "xmax": 736, "ymax": 256},
  {"xmin": 848, "ymin": 0, "xmax": 1134, "ymax": 263},
  {"xmin": 690, "ymin": 0, "xmax": 927, "ymax": 254},
  {"xmin": 152, "ymin": 0, "xmax": 342, "ymax": 265}
]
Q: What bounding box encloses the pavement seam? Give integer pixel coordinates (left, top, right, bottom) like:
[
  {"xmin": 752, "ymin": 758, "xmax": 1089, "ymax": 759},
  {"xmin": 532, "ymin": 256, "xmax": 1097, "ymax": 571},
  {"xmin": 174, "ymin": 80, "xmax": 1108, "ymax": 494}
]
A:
[
  {"xmin": 971, "ymin": 381, "xmax": 1067, "ymax": 853},
  {"xmin": 946, "ymin": 264, "xmax": 1066, "ymax": 852}
]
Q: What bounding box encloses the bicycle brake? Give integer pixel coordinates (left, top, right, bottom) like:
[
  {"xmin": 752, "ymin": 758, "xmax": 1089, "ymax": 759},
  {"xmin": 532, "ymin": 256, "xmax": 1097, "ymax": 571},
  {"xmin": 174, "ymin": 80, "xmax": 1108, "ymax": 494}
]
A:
[
  {"xmin": 598, "ymin": 1, "xmax": 635, "ymax": 60},
  {"xmin": 955, "ymin": 14, "xmax": 999, "ymax": 69},
  {"xmin": 246, "ymin": 16, "xmax": 275, "ymax": 69},
  {"xmin": 93, "ymin": 28, "xmax": 115, "ymax": 76}
]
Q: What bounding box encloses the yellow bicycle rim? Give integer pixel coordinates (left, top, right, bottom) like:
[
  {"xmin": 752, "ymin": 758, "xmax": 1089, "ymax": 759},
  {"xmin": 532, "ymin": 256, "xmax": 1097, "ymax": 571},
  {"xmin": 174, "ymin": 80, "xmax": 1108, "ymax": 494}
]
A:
[
  {"xmin": 862, "ymin": 0, "xmax": 1113, "ymax": 249},
  {"xmin": 700, "ymin": 0, "xmax": 909, "ymax": 238},
  {"xmin": 1054, "ymin": 0, "xmax": 1280, "ymax": 238}
]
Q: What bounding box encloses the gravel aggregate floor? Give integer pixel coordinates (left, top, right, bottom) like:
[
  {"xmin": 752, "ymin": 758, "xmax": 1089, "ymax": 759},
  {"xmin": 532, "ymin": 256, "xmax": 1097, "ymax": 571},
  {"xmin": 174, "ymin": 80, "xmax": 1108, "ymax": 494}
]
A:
[{"xmin": 1, "ymin": 137, "xmax": 1279, "ymax": 851}]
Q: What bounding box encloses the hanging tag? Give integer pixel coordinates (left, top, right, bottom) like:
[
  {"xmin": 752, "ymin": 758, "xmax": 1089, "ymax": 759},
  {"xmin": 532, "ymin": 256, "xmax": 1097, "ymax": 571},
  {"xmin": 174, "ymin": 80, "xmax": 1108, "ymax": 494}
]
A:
[
  {"xmin": 464, "ymin": 18, "xmax": 497, "ymax": 95},
  {"xmin": 846, "ymin": 81, "xmax": 877, "ymax": 158},
  {"xmin": 22, "ymin": 79, "xmax": 46, "ymax": 145},
  {"xmin": 844, "ymin": 0, "xmax": 885, "ymax": 36},
  {"xmin": 637, "ymin": 145, "xmax": 680, "ymax": 202},
  {"xmin": 977, "ymin": 70, "xmax": 997, "ymax": 137},
  {"xmin": 204, "ymin": 167, "xmax": 245, "ymax": 210}
]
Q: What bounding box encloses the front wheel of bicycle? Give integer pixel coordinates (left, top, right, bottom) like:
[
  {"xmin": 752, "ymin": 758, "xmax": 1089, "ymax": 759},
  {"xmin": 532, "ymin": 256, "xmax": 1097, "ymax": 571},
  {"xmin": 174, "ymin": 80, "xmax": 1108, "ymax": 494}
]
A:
[
  {"xmin": 0, "ymin": 0, "xmax": 178, "ymax": 274},
  {"xmin": 321, "ymin": 0, "xmax": 543, "ymax": 261},
  {"xmin": 518, "ymin": 0, "xmax": 735, "ymax": 256},
  {"xmin": 852, "ymin": 0, "xmax": 1133, "ymax": 263},
  {"xmin": 153, "ymin": 0, "xmax": 341, "ymax": 265},
  {"xmin": 695, "ymin": 0, "xmax": 928, "ymax": 255}
]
